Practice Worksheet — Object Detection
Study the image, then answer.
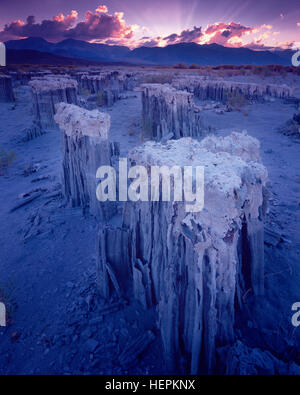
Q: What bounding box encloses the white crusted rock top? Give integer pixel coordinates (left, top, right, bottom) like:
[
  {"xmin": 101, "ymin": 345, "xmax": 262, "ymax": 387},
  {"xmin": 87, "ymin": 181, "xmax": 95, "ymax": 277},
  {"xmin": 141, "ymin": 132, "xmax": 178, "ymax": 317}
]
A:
[
  {"xmin": 128, "ymin": 133, "xmax": 267, "ymax": 195},
  {"xmin": 128, "ymin": 133, "xmax": 267, "ymax": 242},
  {"xmin": 29, "ymin": 76, "xmax": 78, "ymax": 92},
  {"xmin": 56, "ymin": 102, "xmax": 116, "ymax": 221},
  {"xmin": 199, "ymin": 130, "xmax": 262, "ymax": 163},
  {"xmin": 142, "ymin": 83, "xmax": 193, "ymax": 104},
  {"xmin": 54, "ymin": 103, "xmax": 110, "ymax": 139}
]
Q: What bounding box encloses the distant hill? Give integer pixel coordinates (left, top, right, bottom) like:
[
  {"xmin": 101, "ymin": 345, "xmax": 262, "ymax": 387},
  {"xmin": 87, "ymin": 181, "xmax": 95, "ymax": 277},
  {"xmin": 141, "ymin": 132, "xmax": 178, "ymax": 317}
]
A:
[
  {"xmin": 128, "ymin": 43, "xmax": 294, "ymax": 66},
  {"xmin": 6, "ymin": 49, "xmax": 103, "ymax": 65},
  {"xmin": 5, "ymin": 37, "xmax": 296, "ymax": 66},
  {"xmin": 6, "ymin": 37, "xmax": 131, "ymax": 63},
  {"xmin": 6, "ymin": 49, "xmax": 135, "ymax": 66}
]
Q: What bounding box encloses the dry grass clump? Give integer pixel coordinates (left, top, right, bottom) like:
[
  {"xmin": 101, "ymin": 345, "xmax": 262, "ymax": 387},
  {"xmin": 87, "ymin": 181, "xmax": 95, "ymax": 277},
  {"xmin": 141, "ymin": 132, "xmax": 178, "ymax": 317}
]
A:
[
  {"xmin": 173, "ymin": 62, "xmax": 188, "ymax": 69},
  {"xmin": 226, "ymin": 91, "xmax": 249, "ymax": 111},
  {"xmin": 279, "ymin": 113, "xmax": 300, "ymax": 137},
  {"xmin": 165, "ymin": 64, "xmax": 300, "ymax": 78},
  {"xmin": 240, "ymin": 65, "xmax": 298, "ymax": 77}
]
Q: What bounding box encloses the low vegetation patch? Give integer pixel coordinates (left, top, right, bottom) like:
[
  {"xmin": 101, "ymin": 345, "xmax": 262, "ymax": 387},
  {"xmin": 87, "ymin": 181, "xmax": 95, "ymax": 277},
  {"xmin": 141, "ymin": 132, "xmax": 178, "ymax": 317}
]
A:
[
  {"xmin": 279, "ymin": 113, "xmax": 300, "ymax": 138},
  {"xmin": 173, "ymin": 62, "xmax": 188, "ymax": 69},
  {"xmin": 226, "ymin": 91, "xmax": 249, "ymax": 111}
]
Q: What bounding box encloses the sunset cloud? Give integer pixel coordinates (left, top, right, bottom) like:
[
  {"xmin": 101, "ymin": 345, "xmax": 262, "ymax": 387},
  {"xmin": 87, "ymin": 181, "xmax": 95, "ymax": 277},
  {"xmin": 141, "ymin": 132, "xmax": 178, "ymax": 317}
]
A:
[
  {"xmin": 200, "ymin": 22, "xmax": 256, "ymax": 47},
  {"xmin": 158, "ymin": 22, "xmax": 256, "ymax": 48},
  {"xmin": 0, "ymin": 5, "xmax": 137, "ymax": 42},
  {"xmin": 0, "ymin": 11, "xmax": 78, "ymax": 41},
  {"xmin": 135, "ymin": 22, "xmax": 270, "ymax": 49},
  {"xmin": 163, "ymin": 26, "xmax": 202, "ymax": 45},
  {"xmin": 0, "ymin": 3, "xmax": 296, "ymax": 51},
  {"xmin": 95, "ymin": 5, "xmax": 108, "ymax": 14},
  {"xmin": 245, "ymin": 38, "xmax": 295, "ymax": 51},
  {"xmin": 53, "ymin": 10, "xmax": 78, "ymax": 24},
  {"xmin": 64, "ymin": 10, "xmax": 137, "ymax": 41}
]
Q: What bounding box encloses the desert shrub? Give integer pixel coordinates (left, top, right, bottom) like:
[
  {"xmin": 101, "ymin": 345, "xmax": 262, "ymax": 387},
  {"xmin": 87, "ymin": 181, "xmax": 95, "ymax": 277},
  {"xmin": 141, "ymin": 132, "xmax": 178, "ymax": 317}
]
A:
[
  {"xmin": 226, "ymin": 91, "xmax": 249, "ymax": 111},
  {"xmin": 193, "ymin": 64, "xmax": 300, "ymax": 78},
  {"xmin": 269, "ymin": 65, "xmax": 286, "ymax": 75},
  {"xmin": 0, "ymin": 146, "xmax": 16, "ymax": 175},
  {"xmin": 280, "ymin": 113, "xmax": 300, "ymax": 137},
  {"xmin": 213, "ymin": 64, "xmax": 236, "ymax": 70},
  {"xmin": 251, "ymin": 65, "xmax": 287, "ymax": 78},
  {"xmin": 262, "ymin": 67, "xmax": 272, "ymax": 77},
  {"xmin": 174, "ymin": 62, "xmax": 188, "ymax": 69}
]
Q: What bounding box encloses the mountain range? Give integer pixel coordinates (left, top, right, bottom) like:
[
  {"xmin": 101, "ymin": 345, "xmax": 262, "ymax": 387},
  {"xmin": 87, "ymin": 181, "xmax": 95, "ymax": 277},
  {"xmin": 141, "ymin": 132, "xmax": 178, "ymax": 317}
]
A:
[{"xmin": 5, "ymin": 37, "xmax": 296, "ymax": 66}]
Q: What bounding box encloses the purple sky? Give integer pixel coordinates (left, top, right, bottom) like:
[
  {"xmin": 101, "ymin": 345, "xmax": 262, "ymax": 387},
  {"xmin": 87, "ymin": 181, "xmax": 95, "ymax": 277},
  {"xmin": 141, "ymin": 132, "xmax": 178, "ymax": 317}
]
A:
[{"xmin": 0, "ymin": 0, "xmax": 299, "ymax": 49}]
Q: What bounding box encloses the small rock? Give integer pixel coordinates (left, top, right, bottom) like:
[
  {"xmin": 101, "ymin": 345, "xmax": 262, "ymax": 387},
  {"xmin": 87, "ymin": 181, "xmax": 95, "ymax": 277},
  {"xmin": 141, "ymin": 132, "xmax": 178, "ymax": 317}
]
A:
[{"xmin": 84, "ymin": 338, "xmax": 99, "ymax": 353}]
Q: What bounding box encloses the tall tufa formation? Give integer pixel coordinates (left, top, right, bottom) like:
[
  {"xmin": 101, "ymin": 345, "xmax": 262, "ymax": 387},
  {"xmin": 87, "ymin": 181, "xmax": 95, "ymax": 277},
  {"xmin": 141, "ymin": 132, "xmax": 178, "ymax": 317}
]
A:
[
  {"xmin": 54, "ymin": 103, "xmax": 118, "ymax": 221},
  {"xmin": 142, "ymin": 84, "xmax": 205, "ymax": 141},
  {"xmin": 29, "ymin": 76, "xmax": 78, "ymax": 130},
  {"xmin": 80, "ymin": 71, "xmax": 135, "ymax": 106},
  {"xmin": 0, "ymin": 75, "xmax": 15, "ymax": 102},
  {"xmin": 173, "ymin": 77, "xmax": 294, "ymax": 101},
  {"xmin": 97, "ymin": 131, "xmax": 268, "ymax": 373}
]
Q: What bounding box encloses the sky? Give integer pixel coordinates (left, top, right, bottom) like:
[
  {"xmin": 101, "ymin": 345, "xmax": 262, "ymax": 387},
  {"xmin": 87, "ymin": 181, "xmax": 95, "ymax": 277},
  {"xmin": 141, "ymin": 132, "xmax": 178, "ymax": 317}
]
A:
[{"xmin": 0, "ymin": 0, "xmax": 299, "ymax": 49}]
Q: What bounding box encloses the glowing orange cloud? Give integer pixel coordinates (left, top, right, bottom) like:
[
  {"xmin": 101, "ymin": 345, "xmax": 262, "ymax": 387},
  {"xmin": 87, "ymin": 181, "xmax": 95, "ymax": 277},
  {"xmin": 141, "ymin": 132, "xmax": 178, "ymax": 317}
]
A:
[
  {"xmin": 95, "ymin": 5, "xmax": 108, "ymax": 14},
  {"xmin": 53, "ymin": 10, "xmax": 78, "ymax": 24}
]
